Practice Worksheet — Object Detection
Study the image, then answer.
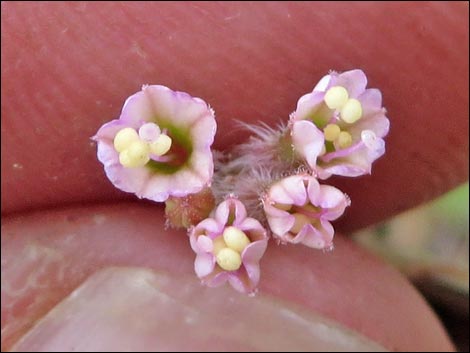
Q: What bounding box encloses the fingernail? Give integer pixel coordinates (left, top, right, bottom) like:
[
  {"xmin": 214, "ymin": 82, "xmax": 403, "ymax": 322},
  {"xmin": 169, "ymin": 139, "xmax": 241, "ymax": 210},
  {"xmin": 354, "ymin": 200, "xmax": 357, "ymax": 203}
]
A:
[{"xmin": 11, "ymin": 267, "xmax": 386, "ymax": 351}]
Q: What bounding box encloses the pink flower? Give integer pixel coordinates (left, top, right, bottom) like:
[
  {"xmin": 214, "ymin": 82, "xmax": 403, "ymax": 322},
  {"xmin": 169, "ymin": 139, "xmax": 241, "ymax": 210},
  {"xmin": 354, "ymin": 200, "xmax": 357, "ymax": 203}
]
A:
[
  {"xmin": 189, "ymin": 197, "xmax": 268, "ymax": 294},
  {"xmin": 263, "ymin": 175, "xmax": 349, "ymax": 249},
  {"xmin": 93, "ymin": 85, "xmax": 216, "ymax": 202},
  {"xmin": 290, "ymin": 70, "xmax": 390, "ymax": 179}
]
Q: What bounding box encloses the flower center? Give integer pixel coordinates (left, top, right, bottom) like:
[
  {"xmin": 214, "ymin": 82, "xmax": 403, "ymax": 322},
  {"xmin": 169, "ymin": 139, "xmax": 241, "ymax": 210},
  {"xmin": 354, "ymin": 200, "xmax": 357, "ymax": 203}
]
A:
[
  {"xmin": 323, "ymin": 124, "xmax": 353, "ymax": 149},
  {"xmin": 113, "ymin": 123, "xmax": 173, "ymax": 168},
  {"xmin": 273, "ymin": 202, "xmax": 322, "ymax": 234},
  {"xmin": 324, "ymin": 86, "xmax": 363, "ymax": 124},
  {"xmin": 212, "ymin": 226, "xmax": 251, "ymax": 271}
]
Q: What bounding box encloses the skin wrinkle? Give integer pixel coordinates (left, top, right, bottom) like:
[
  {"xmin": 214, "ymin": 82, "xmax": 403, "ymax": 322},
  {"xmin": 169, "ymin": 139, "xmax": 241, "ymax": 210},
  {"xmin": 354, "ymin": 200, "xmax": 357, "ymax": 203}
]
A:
[
  {"xmin": 1, "ymin": 3, "xmax": 468, "ymax": 228},
  {"xmin": 1, "ymin": 204, "xmax": 455, "ymax": 351},
  {"xmin": 0, "ymin": 2, "xmax": 467, "ymax": 350}
]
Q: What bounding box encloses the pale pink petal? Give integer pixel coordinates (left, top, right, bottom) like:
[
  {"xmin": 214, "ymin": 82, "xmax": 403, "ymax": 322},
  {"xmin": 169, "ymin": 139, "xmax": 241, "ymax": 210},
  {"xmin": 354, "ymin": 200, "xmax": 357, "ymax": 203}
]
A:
[
  {"xmin": 228, "ymin": 273, "xmax": 250, "ymax": 293},
  {"xmin": 204, "ymin": 270, "xmax": 230, "ymax": 288},
  {"xmin": 293, "ymin": 91, "xmax": 326, "ymax": 121},
  {"xmin": 237, "ymin": 218, "xmax": 266, "ymax": 242},
  {"xmin": 319, "ymin": 162, "xmax": 369, "ymax": 178},
  {"xmin": 190, "ymin": 113, "xmax": 217, "ymax": 148},
  {"xmin": 328, "ymin": 70, "xmax": 368, "ymax": 98},
  {"xmin": 242, "ymin": 263, "xmax": 260, "ymax": 290},
  {"xmin": 305, "ymin": 177, "xmax": 321, "ymax": 205},
  {"xmin": 193, "ymin": 218, "xmax": 222, "ymax": 238},
  {"xmin": 187, "ymin": 150, "xmax": 214, "ymax": 185},
  {"xmin": 93, "ymin": 120, "xmax": 126, "ymax": 142},
  {"xmin": 120, "ymin": 89, "xmax": 156, "ymax": 126},
  {"xmin": 268, "ymin": 175, "xmax": 307, "ymax": 206},
  {"xmin": 316, "ymin": 185, "xmax": 348, "ymax": 221},
  {"xmin": 295, "ymin": 221, "xmax": 334, "ymax": 249},
  {"xmin": 265, "ymin": 204, "xmax": 295, "ymax": 237},
  {"xmin": 315, "ymin": 184, "xmax": 346, "ymax": 209},
  {"xmin": 242, "ymin": 240, "xmax": 268, "ymax": 264},
  {"xmin": 98, "ymin": 143, "xmax": 151, "ymax": 196},
  {"xmin": 312, "ymin": 74, "xmax": 332, "ymax": 92},
  {"xmin": 195, "ymin": 253, "xmax": 215, "ymax": 278},
  {"xmin": 358, "ymin": 88, "xmax": 382, "ymax": 115},
  {"xmin": 292, "ymin": 120, "xmax": 325, "ymax": 170},
  {"xmin": 196, "ymin": 235, "xmax": 213, "ymax": 253},
  {"xmin": 215, "ymin": 198, "xmax": 247, "ymax": 226}
]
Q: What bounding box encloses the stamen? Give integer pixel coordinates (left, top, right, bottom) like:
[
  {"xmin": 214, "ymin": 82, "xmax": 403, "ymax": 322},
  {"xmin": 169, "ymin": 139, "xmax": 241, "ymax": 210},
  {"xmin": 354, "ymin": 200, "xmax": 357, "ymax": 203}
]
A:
[
  {"xmin": 223, "ymin": 226, "xmax": 251, "ymax": 253},
  {"xmin": 290, "ymin": 213, "xmax": 311, "ymax": 233},
  {"xmin": 323, "ymin": 124, "xmax": 341, "ymax": 142},
  {"xmin": 119, "ymin": 140, "xmax": 150, "ymax": 168},
  {"xmin": 113, "ymin": 128, "xmax": 139, "ymax": 152},
  {"xmin": 216, "ymin": 247, "xmax": 242, "ymax": 271},
  {"xmin": 324, "ymin": 86, "xmax": 349, "ymax": 110},
  {"xmin": 337, "ymin": 131, "xmax": 353, "ymax": 148},
  {"xmin": 212, "ymin": 236, "xmax": 227, "ymax": 255},
  {"xmin": 150, "ymin": 134, "xmax": 172, "ymax": 156},
  {"xmin": 138, "ymin": 122, "xmax": 161, "ymax": 142},
  {"xmin": 340, "ymin": 98, "xmax": 362, "ymax": 123}
]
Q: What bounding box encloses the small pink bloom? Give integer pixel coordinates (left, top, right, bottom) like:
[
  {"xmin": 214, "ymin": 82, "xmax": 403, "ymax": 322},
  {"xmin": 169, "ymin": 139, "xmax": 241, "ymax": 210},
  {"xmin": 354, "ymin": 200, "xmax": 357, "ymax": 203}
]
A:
[
  {"xmin": 290, "ymin": 70, "xmax": 390, "ymax": 179},
  {"xmin": 93, "ymin": 85, "xmax": 216, "ymax": 202},
  {"xmin": 263, "ymin": 175, "xmax": 349, "ymax": 249},
  {"xmin": 189, "ymin": 197, "xmax": 268, "ymax": 294}
]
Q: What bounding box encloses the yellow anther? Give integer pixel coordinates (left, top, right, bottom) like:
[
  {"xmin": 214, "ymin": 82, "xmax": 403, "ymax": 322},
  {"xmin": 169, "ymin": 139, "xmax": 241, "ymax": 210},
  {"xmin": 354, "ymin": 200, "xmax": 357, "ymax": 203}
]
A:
[
  {"xmin": 275, "ymin": 203, "xmax": 292, "ymax": 211},
  {"xmin": 223, "ymin": 226, "xmax": 251, "ymax": 253},
  {"xmin": 290, "ymin": 213, "xmax": 311, "ymax": 234},
  {"xmin": 216, "ymin": 248, "xmax": 242, "ymax": 271},
  {"xmin": 340, "ymin": 98, "xmax": 362, "ymax": 123},
  {"xmin": 323, "ymin": 124, "xmax": 341, "ymax": 142},
  {"xmin": 212, "ymin": 236, "xmax": 227, "ymax": 255},
  {"xmin": 119, "ymin": 140, "xmax": 150, "ymax": 168},
  {"xmin": 149, "ymin": 134, "xmax": 172, "ymax": 156},
  {"xmin": 118, "ymin": 150, "xmax": 133, "ymax": 168},
  {"xmin": 324, "ymin": 86, "xmax": 349, "ymax": 110},
  {"xmin": 337, "ymin": 131, "xmax": 353, "ymax": 148},
  {"xmin": 113, "ymin": 128, "xmax": 139, "ymax": 152}
]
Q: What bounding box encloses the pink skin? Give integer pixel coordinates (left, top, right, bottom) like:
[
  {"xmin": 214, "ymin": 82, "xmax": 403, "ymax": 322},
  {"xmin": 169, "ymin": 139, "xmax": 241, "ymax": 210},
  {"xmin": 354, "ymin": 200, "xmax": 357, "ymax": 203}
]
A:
[{"xmin": 2, "ymin": 2, "xmax": 467, "ymax": 351}]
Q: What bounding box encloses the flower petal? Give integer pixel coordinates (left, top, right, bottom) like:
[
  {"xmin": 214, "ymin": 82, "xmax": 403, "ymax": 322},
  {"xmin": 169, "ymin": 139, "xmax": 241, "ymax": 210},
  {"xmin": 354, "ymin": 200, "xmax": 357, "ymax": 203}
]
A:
[
  {"xmin": 93, "ymin": 120, "xmax": 127, "ymax": 142},
  {"xmin": 313, "ymin": 74, "xmax": 332, "ymax": 92},
  {"xmin": 194, "ymin": 253, "xmax": 215, "ymax": 278},
  {"xmin": 295, "ymin": 221, "xmax": 334, "ymax": 249},
  {"xmin": 293, "ymin": 91, "xmax": 326, "ymax": 121},
  {"xmin": 264, "ymin": 204, "xmax": 295, "ymax": 237},
  {"xmin": 190, "ymin": 112, "xmax": 217, "ymax": 148},
  {"xmin": 237, "ymin": 218, "xmax": 267, "ymax": 242},
  {"xmin": 269, "ymin": 175, "xmax": 307, "ymax": 206},
  {"xmin": 328, "ymin": 70, "xmax": 368, "ymax": 98},
  {"xmin": 193, "ymin": 218, "xmax": 223, "ymax": 238},
  {"xmin": 358, "ymin": 88, "xmax": 382, "ymax": 115},
  {"xmin": 120, "ymin": 89, "xmax": 156, "ymax": 126},
  {"xmin": 315, "ymin": 184, "xmax": 345, "ymax": 209},
  {"xmin": 215, "ymin": 198, "xmax": 247, "ymax": 227},
  {"xmin": 242, "ymin": 239, "xmax": 268, "ymax": 264},
  {"xmin": 292, "ymin": 120, "xmax": 325, "ymax": 170},
  {"xmin": 196, "ymin": 235, "xmax": 213, "ymax": 253}
]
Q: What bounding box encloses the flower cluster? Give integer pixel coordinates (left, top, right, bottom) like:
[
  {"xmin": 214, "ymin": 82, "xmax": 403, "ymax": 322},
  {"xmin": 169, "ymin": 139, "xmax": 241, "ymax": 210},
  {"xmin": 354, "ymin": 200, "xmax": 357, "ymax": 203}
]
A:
[{"xmin": 94, "ymin": 70, "xmax": 389, "ymax": 294}]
